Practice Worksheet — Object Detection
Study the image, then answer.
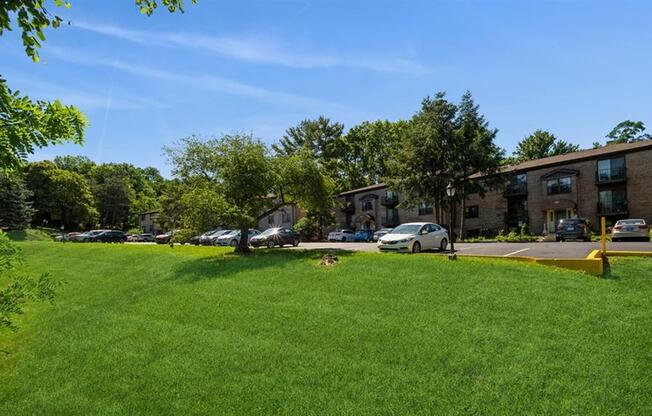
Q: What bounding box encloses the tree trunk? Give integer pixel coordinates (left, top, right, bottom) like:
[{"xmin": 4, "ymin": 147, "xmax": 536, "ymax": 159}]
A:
[{"xmin": 235, "ymin": 226, "xmax": 251, "ymax": 254}]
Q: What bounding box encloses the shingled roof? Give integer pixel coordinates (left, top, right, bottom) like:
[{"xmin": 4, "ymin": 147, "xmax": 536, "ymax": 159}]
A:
[
  {"xmin": 337, "ymin": 140, "xmax": 652, "ymax": 195},
  {"xmin": 472, "ymin": 139, "xmax": 652, "ymax": 178}
]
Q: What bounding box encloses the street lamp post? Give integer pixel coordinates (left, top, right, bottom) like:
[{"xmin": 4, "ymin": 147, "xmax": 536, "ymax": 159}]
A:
[{"xmin": 446, "ymin": 183, "xmax": 457, "ymax": 260}]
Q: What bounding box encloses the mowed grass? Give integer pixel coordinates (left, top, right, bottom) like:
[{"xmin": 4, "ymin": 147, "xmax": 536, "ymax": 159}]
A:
[{"xmin": 1, "ymin": 243, "xmax": 651, "ymax": 415}]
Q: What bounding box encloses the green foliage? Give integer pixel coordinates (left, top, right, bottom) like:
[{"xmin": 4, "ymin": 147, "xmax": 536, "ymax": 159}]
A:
[
  {"xmin": 0, "ymin": 232, "xmax": 59, "ymax": 333},
  {"xmin": 293, "ymin": 210, "xmax": 335, "ymax": 241},
  {"xmin": 387, "ymin": 92, "xmax": 456, "ymax": 220},
  {"xmin": 166, "ymin": 134, "xmax": 335, "ymax": 253},
  {"xmin": 135, "ymin": 0, "xmax": 197, "ymax": 16},
  {"xmin": 53, "ymin": 155, "xmax": 95, "ymax": 176},
  {"xmin": 513, "ymin": 129, "xmax": 580, "ymax": 162},
  {"xmin": 179, "ymin": 180, "xmax": 225, "ymax": 233},
  {"xmin": 24, "ymin": 161, "xmax": 97, "ymax": 229},
  {"xmin": 0, "ymin": 78, "xmax": 87, "ymax": 171},
  {"xmin": 0, "ymin": 172, "xmax": 34, "ymax": 229},
  {"xmin": 339, "ymin": 120, "xmax": 407, "ymax": 189},
  {"xmin": 170, "ymin": 228, "xmax": 193, "ymax": 244},
  {"xmin": 0, "ymin": 0, "xmax": 195, "ymax": 62},
  {"xmin": 603, "ymin": 120, "xmax": 650, "ymax": 146}
]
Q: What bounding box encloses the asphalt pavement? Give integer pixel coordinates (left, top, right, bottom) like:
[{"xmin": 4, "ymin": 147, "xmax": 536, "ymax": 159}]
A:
[{"xmin": 293, "ymin": 240, "xmax": 652, "ymax": 258}]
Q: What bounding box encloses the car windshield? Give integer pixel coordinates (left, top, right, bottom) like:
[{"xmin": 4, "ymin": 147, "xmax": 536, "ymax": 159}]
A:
[
  {"xmin": 389, "ymin": 224, "xmax": 421, "ymax": 235},
  {"xmin": 259, "ymin": 228, "xmax": 279, "ymax": 237},
  {"xmin": 618, "ymin": 219, "xmax": 645, "ymax": 225},
  {"xmin": 561, "ymin": 219, "xmax": 583, "ymax": 224}
]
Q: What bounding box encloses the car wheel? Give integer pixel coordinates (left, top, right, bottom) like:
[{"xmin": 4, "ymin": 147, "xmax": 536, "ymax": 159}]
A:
[
  {"xmin": 267, "ymin": 240, "xmax": 275, "ymax": 249},
  {"xmin": 341, "ymin": 236, "xmax": 346, "ymax": 242},
  {"xmin": 439, "ymin": 238, "xmax": 448, "ymax": 252},
  {"xmin": 292, "ymin": 238, "xmax": 299, "ymax": 247},
  {"xmin": 412, "ymin": 241, "xmax": 421, "ymax": 254},
  {"xmin": 230, "ymin": 240, "xmax": 238, "ymax": 247}
]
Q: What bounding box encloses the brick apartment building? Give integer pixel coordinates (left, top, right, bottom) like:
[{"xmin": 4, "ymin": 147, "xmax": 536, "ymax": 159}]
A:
[{"xmin": 335, "ymin": 140, "xmax": 652, "ymax": 236}]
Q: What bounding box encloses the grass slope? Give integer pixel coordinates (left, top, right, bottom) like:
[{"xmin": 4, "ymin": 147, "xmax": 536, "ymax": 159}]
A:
[{"xmin": 1, "ymin": 243, "xmax": 651, "ymax": 415}]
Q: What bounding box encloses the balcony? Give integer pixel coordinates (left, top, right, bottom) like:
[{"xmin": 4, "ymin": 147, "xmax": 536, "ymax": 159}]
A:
[
  {"xmin": 380, "ymin": 194, "xmax": 399, "ymax": 206},
  {"xmin": 597, "ymin": 201, "xmax": 628, "ymax": 216},
  {"xmin": 504, "ymin": 183, "xmax": 528, "ymax": 196},
  {"xmin": 382, "ymin": 215, "xmax": 400, "ymax": 227},
  {"xmin": 340, "ymin": 201, "xmax": 354, "ymax": 213},
  {"xmin": 596, "ymin": 167, "xmax": 626, "ymax": 184}
]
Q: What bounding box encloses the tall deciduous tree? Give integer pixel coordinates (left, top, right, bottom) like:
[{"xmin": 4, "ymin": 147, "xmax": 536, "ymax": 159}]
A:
[
  {"xmin": 340, "ymin": 120, "xmax": 408, "ymax": 190},
  {"xmin": 513, "ymin": 130, "xmax": 579, "ymax": 162},
  {"xmin": 605, "ymin": 120, "xmax": 650, "ymax": 145},
  {"xmin": 386, "ymin": 92, "xmax": 457, "ymax": 224},
  {"xmin": 166, "ymin": 134, "xmax": 335, "ymax": 253},
  {"xmin": 0, "ymin": 173, "xmax": 34, "ymax": 230},
  {"xmin": 24, "ymin": 161, "xmax": 97, "ymax": 229},
  {"xmin": 452, "ymin": 91, "xmax": 504, "ymax": 239}
]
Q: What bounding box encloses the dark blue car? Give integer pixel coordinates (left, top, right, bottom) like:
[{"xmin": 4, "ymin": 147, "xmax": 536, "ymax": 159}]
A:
[{"xmin": 354, "ymin": 230, "xmax": 374, "ymax": 242}]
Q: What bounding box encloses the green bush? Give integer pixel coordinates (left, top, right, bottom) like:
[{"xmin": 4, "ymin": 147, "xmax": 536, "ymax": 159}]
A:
[{"xmin": 170, "ymin": 229, "xmax": 193, "ymax": 244}]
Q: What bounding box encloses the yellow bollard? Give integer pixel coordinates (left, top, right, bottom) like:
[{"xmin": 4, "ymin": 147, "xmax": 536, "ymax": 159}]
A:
[{"xmin": 601, "ymin": 217, "xmax": 607, "ymax": 254}]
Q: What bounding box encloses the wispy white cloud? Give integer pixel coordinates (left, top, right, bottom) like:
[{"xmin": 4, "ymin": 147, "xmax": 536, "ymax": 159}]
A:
[
  {"xmin": 45, "ymin": 47, "xmax": 347, "ymax": 111},
  {"xmin": 72, "ymin": 21, "xmax": 427, "ymax": 75},
  {"xmin": 4, "ymin": 71, "xmax": 167, "ymax": 111}
]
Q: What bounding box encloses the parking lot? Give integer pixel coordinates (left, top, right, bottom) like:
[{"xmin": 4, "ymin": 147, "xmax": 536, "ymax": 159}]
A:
[{"xmin": 294, "ymin": 241, "xmax": 652, "ymax": 258}]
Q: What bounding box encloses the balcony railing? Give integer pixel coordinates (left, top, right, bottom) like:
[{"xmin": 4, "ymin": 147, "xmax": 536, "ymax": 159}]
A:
[
  {"xmin": 382, "ymin": 215, "xmax": 400, "ymax": 227},
  {"xmin": 505, "ymin": 183, "xmax": 527, "ymax": 196},
  {"xmin": 381, "ymin": 194, "xmax": 399, "ymax": 206},
  {"xmin": 597, "ymin": 201, "xmax": 628, "ymax": 215},
  {"xmin": 596, "ymin": 167, "xmax": 626, "ymax": 183},
  {"xmin": 340, "ymin": 201, "xmax": 354, "ymax": 213}
]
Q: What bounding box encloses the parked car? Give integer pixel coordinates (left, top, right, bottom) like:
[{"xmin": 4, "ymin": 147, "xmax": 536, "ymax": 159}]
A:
[
  {"xmin": 378, "ymin": 222, "xmax": 449, "ymax": 253},
  {"xmin": 328, "ymin": 229, "xmax": 356, "ymax": 242},
  {"xmin": 90, "ymin": 230, "xmax": 127, "ymax": 243},
  {"xmin": 189, "ymin": 229, "xmax": 221, "ymax": 245},
  {"xmin": 216, "ymin": 229, "xmax": 260, "ymax": 247},
  {"xmin": 354, "ymin": 229, "xmax": 373, "ymax": 242},
  {"xmin": 250, "ymin": 227, "xmax": 300, "ymax": 248},
  {"xmin": 372, "ymin": 228, "xmax": 393, "ymax": 242},
  {"xmin": 207, "ymin": 230, "xmax": 234, "ymax": 245},
  {"xmin": 556, "ymin": 218, "xmax": 590, "ymax": 242},
  {"xmin": 199, "ymin": 229, "xmax": 226, "ymax": 245},
  {"xmin": 128, "ymin": 233, "xmax": 155, "ymax": 242},
  {"xmin": 71, "ymin": 230, "xmax": 107, "ymax": 242},
  {"xmin": 155, "ymin": 231, "xmax": 175, "ymax": 244},
  {"xmin": 611, "ymin": 219, "xmax": 650, "ymax": 242},
  {"xmin": 55, "ymin": 232, "xmax": 81, "ymax": 242}
]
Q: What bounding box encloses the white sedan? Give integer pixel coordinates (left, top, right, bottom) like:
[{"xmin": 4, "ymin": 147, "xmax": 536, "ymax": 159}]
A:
[
  {"xmin": 378, "ymin": 222, "xmax": 449, "ymax": 253},
  {"xmin": 328, "ymin": 229, "xmax": 356, "ymax": 242}
]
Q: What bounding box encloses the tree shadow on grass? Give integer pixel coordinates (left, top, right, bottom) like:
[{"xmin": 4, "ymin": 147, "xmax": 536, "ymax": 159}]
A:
[{"xmin": 169, "ymin": 248, "xmax": 355, "ymax": 282}]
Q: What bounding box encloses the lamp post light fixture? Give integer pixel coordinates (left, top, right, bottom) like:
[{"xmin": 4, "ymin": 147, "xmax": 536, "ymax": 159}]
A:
[{"xmin": 446, "ymin": 183, "xmax": 457, "ymax": 260}]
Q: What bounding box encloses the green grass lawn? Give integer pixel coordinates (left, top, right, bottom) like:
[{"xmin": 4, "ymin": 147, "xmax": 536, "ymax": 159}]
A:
[{"xmin": 1, "ymin": 242, "xmax": 651, "ymax": 415}]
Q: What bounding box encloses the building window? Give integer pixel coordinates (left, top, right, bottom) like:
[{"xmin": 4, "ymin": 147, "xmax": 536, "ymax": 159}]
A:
[
  {"xmin": 547, "ymin": 176, "xmax": 571, "ymax": 195},
  {"xmin": 465, "ymin": 205, "xmax": 479, "ymax": 218},
  {"xmin": 597, "ymin": 157, "xmax": 625, "ymax": 182},
  {"xmin": 507, "ymin": 173, "xmax": 527, "ymax": 194},
  {"xmin": 598, "ymin": 189, "xmax": 628, "ymax": 214},
  {"xmin": 361, "ymin": 200, "xmax": 373, "ymax": 211},
  {"xmin": 267, "ymin": 215, "xmax": 274, "ymax": 225},
  {"xmin": 417, "ymin": 202, "xmax": 433, "ymax": 216}
]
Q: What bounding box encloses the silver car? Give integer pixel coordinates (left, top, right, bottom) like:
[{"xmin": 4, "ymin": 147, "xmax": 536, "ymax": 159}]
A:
[{"xmin": 611, "ymin": 219, "xmax": 650, "ymax": 242}]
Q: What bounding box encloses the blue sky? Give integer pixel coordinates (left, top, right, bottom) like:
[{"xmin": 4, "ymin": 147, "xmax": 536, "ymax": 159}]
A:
[{"xmin": 2, "ymin": 0, "xmax": 651, "ymax": 176}]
